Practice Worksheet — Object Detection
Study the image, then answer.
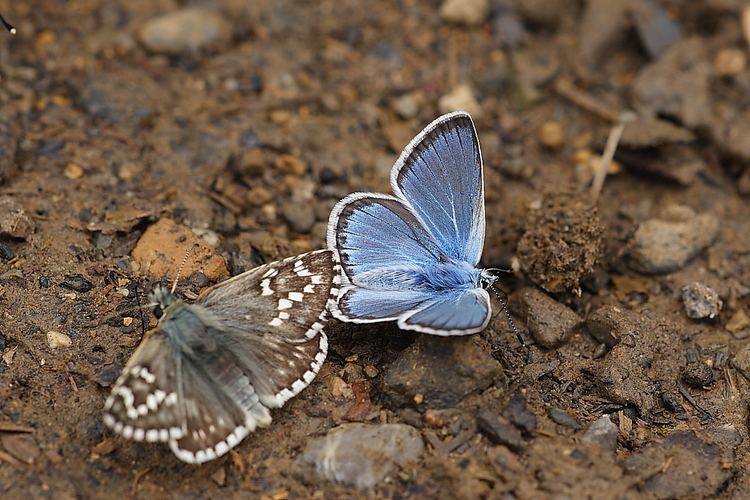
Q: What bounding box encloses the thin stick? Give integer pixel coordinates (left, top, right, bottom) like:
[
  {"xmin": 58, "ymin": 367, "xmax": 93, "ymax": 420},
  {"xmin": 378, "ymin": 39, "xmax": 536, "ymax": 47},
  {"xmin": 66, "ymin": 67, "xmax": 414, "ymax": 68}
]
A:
[
  {"xmin": 589, "ymin": 112, "xmax": 635, "ymax": 203},
  {"xmin": 0, "ymin": 15, "xmax": 16, "ymax": 34}
]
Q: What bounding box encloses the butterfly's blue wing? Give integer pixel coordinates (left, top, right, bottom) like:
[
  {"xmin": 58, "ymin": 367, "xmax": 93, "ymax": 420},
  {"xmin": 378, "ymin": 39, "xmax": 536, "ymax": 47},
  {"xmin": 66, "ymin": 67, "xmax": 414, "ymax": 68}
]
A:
[
  {"xmin": 398, "ymin": 288, "xmax": 491, "ymax": 335},
  {"xmin": 390, "ymin": 112, "xmax": 485, "ymax": 266}
]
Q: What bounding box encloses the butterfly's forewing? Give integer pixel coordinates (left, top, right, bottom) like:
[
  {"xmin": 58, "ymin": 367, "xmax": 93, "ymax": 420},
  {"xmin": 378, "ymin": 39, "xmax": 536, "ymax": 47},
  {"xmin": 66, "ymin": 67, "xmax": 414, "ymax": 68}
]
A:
[
  {"xmin": 328, "ymin": 194, "xmax": 445, "ymax": 287},
  {"xmin": 390, "ymin": 112, "xmax": 485, "ymax": 266}
]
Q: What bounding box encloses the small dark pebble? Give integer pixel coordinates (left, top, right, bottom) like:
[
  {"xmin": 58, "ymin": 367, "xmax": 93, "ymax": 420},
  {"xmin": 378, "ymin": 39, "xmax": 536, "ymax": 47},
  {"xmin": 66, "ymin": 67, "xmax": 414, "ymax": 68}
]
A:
[
  {"xmin": 477, "ymin": 410, "xmax": 525, "ymax": 452},
  {"xmin": 0, "ymin": 241, "xmax": 15, "ymax": 260},
  {"xmin": 39, "ymin": 275, "xmax": 50, "ymax": 288},
  {"xmin": 189, "ymin": 271, "xmax": 209, "ymax": 288},
  {"xmin": 398, "ymin": 408, "xmax": 423, "ymax": 428},
  {"xmin": 661, "ymin": 391, "xmax": 683, "ymax": 413},
  {"xmin": 548, "ymin": 407, "xmax": 581, "ymax": 430},
  {"xmin": 38, "ymin": 139, "xmax": 65, "ymax": 157},
  {"xmin": 61, "ymin": 274, "xmax": 95, "ymax": 293},
  {"xmin": 0, "ymin": 334, "xmax": 6, "ymax": 351},
  {"xmin": 239, "ymin": 129, "xmax": 258, "ymax": 149},
  {"xmin": 115, "ymin": 259, "xmax": 129, "ymax": 271},
  {"xmin": 503, "ymin": 394, "xmax": 537, "ymax": 436},
  {"xmin": 96, "ymin": 366, "xmax": 121, "ymax": 388},
  {"xmin": 320, "ymin": 167, "xmax": 338, "ymax": 184}
]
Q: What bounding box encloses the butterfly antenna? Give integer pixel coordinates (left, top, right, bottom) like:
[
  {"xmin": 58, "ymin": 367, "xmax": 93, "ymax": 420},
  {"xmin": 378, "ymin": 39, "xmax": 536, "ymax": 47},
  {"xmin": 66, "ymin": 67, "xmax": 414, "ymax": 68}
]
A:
[
  {"xmin": 171, "ymin": 244, "xmax": 195, "ymax": 294},
  {"xmin": 490, "ymin": 284, "xmax": 525, "ymax": 347},
  {"xmin": 0, "ymin": 14, "xmax": 16, "ymax": 34},
  {"xmin": 134, "ymin": 282, "xmax": 149, "ymax": 341}
]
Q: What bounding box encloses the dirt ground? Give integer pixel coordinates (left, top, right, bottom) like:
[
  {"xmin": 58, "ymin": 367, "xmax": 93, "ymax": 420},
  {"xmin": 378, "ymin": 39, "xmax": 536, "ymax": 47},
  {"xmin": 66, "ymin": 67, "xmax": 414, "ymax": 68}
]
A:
[{"xmin": 3, "ymin": 0, "xmax": 750, "ymax": 498}]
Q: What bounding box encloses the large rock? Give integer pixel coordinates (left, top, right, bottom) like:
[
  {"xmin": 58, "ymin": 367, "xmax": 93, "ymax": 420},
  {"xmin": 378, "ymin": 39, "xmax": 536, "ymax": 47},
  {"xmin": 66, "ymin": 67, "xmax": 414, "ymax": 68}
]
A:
[
  {"xmin": 383, "ymin": 336, "xmax": 502, "ymax": 408},
  {"xmin": 295, "ymin": 423, "xmax": 423, "ymax": 490}
]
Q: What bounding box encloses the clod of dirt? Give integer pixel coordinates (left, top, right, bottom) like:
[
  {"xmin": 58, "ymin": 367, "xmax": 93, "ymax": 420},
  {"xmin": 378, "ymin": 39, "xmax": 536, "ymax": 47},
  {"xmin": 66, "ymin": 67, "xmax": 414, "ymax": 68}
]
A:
[
  {"xmin": 438, "ymin": 85, "xmax": 482, "ymax": 118},
  {"xmin": 131, "ymin": 218, "xmax": 228, "ymax": 281},
  {"xmin": 477, "ymin": 411, "xmax": 525, "ymax": 452},
  {"xmin": 0, "ymin": 196, "xmax": 33, "ymax": 239},
  {"xmin": 584, "ymin": 308, "xmax": 684, "ymax": 415},
  {"xmin": 282, "ymin": 204, "xmax": 317, "ymax": 233},
  {"xmin": 439, "ymin": 0, "xmax": 488, "ymax": 26},
  {"xmin": 581, "ymin": 415, "xmax": 618, "ymax": 451},
  {"xmin": 731, "ymin": 344, "xmax": 750, "ymax": 379},
  {"xmin": 382, "ymin": 336, "xmax": 503, "ymax": 409},
  {"xmin": 509, "ymin": 287, "xmax": 582, "ymax": 349},
  {"xmin": 681, "ymin": 282, "xmax": 722, "ymax": 319},
  {"xmin": 633, "ymin": 38, "xmax": 713, "ymax": 129},
  {"xmin": 622, "ymin": 430, "xmax": 739, "ymax": 499},
  {"xmin": 516, "ymin": 192, "xmax": 605, "ymax": 293},
  {"xmin": 295, "ymin": 423, "xmax": 423, "ymax": 490},
  {"xmin": 138, "ymin": 8, "xmax": 230, "ymax": 55},
  {"xmin": 627, "ymin": 206, "xmax": 719, "ymax": 275},
  {"xmin": 726, "ymin": 308, "xmax": 750, "ymax": 334}
]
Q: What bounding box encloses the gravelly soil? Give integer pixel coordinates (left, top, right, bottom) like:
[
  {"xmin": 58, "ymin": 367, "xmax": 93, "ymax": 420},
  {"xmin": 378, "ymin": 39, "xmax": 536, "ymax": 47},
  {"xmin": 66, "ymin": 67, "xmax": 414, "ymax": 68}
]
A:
[{"xmin": 2, "ymin": 1, "xmax": 750, "ymax": 499}]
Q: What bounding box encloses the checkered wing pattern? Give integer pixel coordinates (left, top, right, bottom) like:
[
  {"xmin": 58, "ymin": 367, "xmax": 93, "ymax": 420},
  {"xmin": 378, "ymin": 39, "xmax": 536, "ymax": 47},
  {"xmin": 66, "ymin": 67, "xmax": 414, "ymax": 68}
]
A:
[{"xmin": 103, "ymin": 250, "xmax": 339, "ymax": 464}]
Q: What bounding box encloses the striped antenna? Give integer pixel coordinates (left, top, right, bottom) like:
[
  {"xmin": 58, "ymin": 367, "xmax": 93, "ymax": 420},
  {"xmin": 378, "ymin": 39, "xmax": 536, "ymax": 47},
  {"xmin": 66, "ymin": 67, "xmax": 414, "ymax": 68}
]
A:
[{"xmin": 171, "ymin": 244, "xmax": 196, "ymax": 294}]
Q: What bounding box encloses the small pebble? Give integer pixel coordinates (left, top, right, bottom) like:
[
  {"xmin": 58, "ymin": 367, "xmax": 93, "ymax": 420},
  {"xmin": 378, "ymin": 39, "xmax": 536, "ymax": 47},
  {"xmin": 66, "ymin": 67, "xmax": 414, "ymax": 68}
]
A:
[
  {"xmin": 139, "ymin": 8, "xmax": 230, "ymax": 54},
  {"xmin": 538, "ymin": 121, "xmax": 564, "ymax": 149},
  {"xmin": 503, "ymin": 394, "xmax": 537, "ymax": 435},
  {"xmin": 726, "ymin": 309, "xmax": 750, "ymax": 334},
  {"xmin": 548, "ymin": 408, "xmax": 580, "ymax": 429},
  {"xmin": 0, "ymin": 241, "xmax": 14, "ymax": 260},
  {"xmin": 477, "ymin": 410, "xmax": 525, "ymax": 452},
  {"xmin": 275, "ymin": 155, "xmax": 306, "ymax": 176},
  {"xmin": 581, "ymin": 415, "xmax": 619, "ymax": 451},
  {"xmin": 731, "ymin": 344, "xmax": 750, "ymax": 379},
  {"xmin": 439, "ymin": 0, "xmax": 489, "ymax": 26},
  {"xmin": 438, "ymin": 84, "xmax": 482, "ymax": 118},
  {"xmin": 61, "ymin": 274, "xmax": 95, "ymax": 293},
  {"xmin": 681, "ymin": 282, "xmax": 722, "ymax": 319},
  {"xmin": 628, "ymin": 208, "xmax": 719, "ymax": 275},
  {"xmin": 0, "ymin": 196, "xmax": 34, "ymax": 239},
  {"xmin": 47, "ymin": 331, "xmax": 72, "ymax": 349},
  {"xmin": 122, "ymin": 317, "xmax": 133, "ymax": 327},
  {"xmin": 63, "ymin": 163, "xmax": 84, "ymax": 179},
  {"xmin": 509, "ymin": 287, "xmax": 582, "ymax": 349},
  {"xmin": 682, "ymin": 360, "xmax": 715, "ymax": 388},
  {"xmin": 282, "ymin": 204, "xmax": 317, "ymax": 233},
  {"xmin": 392, "ymin": 92, "xmax": 421, "ymax": 119},
  {"xmin": 211, "ymin": 467, "xmax": 226, "ymax": 486},
  {"xmin": 363, "ymin": 365, "xmax": 379, "ymax": 378},
  {"xmin": 714, "ymin": 48, "xmax": 746, "ymax": 77}
]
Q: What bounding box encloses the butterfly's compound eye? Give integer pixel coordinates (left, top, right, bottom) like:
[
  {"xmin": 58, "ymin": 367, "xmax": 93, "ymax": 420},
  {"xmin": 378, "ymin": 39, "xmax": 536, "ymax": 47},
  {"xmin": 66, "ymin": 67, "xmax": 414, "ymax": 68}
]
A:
[{"xmin": 153, "ymin": 306, "xmax": 164, "ymax": 319}]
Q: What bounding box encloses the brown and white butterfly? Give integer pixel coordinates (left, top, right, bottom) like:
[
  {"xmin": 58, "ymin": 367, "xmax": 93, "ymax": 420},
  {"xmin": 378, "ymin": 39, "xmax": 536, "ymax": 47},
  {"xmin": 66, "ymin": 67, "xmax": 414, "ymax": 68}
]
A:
[{"xmin": 103, "ymin": 250, "xmax": 340, "ymax": 464}]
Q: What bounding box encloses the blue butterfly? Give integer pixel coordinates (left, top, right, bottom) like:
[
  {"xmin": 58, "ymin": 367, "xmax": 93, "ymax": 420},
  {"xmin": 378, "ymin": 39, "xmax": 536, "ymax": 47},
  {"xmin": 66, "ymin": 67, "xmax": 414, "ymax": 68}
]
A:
[{"xmin": 327, "ymin": 111, "xmax": 497, "ymax": 335}]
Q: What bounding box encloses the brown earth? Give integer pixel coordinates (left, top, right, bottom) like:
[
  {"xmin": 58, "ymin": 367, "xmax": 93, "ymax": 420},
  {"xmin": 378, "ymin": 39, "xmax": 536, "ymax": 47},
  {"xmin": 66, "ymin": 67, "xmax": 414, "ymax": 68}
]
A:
[{"xmin": 2, "ymin": 1, "xmax": 750, "ymax": 499}]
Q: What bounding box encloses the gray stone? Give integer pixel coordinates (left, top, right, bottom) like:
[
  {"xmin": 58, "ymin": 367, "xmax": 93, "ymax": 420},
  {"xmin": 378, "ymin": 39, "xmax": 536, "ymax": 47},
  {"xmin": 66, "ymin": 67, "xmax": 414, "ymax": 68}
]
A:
[
  {"xmin": 295, "ymin": 423, "xmax": 423, "ymax": 490},
  {"xmin": 681, "ymin": 282, "xmax": 722, "ymax": 319},
  {"xmin": 628, "ymin": 208, "xmax": 719, "ymax": 275},
  {"xmin": 731, "ymin": 343, "xmax": 750, "ymax": 379},
  {"xmin": 282, "ymin": 204, "xmax": 316, "ymax": 233},
  {"xmin": 383, "ymin": 336, "xmax": 502, "ymax": 408},
  {"xmin": 582, "ymin": 415, "xmax": 618, "ymax": 451},
  {"xmin": 477, "ymin": 411, "xmax": 525, "ymax": 452},
  {"xmin": 139, "ymin": 8, "xmax": 230, "ymax": 55},
  {"xmin": 509, "ymin": 287, "xmax": 582, "ymax": 349},
  {"xmin": 548, "ymin": 408, "xmax": 580, "ymax": 430}
]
